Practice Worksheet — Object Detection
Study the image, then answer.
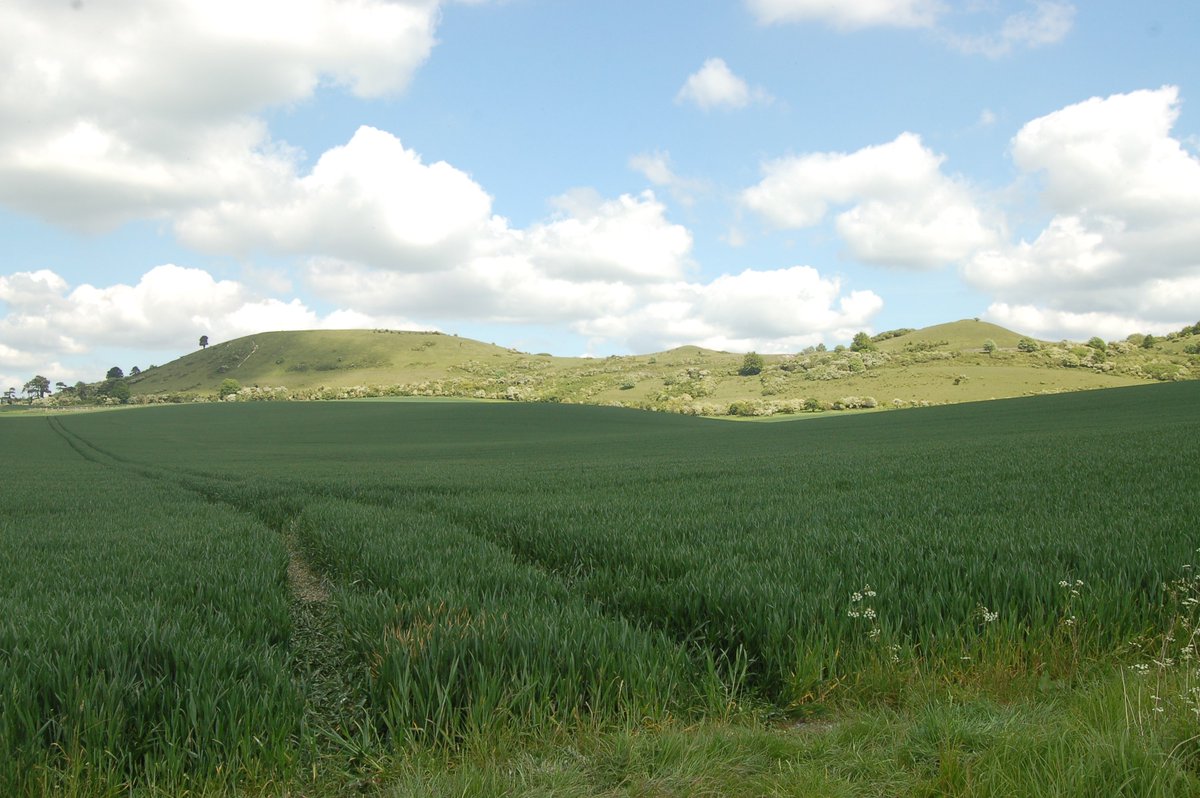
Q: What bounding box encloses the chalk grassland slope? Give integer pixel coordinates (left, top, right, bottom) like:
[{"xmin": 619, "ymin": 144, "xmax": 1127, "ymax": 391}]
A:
[
  {"xmin": 4, "ymin": 382, "xmax": 1199, "ymax": 795},
  {"xmin": 121, "ymin": 320, "xmax": 1198, "ymax": 413}
]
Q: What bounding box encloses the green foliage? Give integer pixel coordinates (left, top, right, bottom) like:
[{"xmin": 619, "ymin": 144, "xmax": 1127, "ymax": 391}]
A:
[
  {"xmin": 1086, "ymin": 336, "xmax": 1107, "ymax": 351},
  {"xmin": 218, "ymin": 378, "xmax": 242, "ymax": 398},
  {"xmin": 23, "ymin": 375, "xmax": 49, "ymax": 398},
  {"xmin": 738, "ymin": 352, "xmax": 764, "ymax": 376},
  {"xmin": 105, "ymin": 366, "xmax": 124, "ymax": 380},
  {"xmin": 850, "ymin": 331, "xmax": 876, "ymax": 352},
  {"xmin": 0, "ymin": 421, "xmax": 298, "ymax": 795},
  {"xmin": 1142, "ymin": 334, "xmax": 1157, "ymax": 349},
  {"xmin": 1016, "ymin": 337, "xmax": 1040, "ymax": 352},
  {"xmin": 199, "ymin": 335, "xmax": 209, "ymax": 349},
  {"xmin": 871, "ymin": 328, "xmax": 915, "ymax": 342},
  {"xmin": 982, "ymin": 339, "xmax": 997, "ymax": 354},
  {"xmin": 5, "ymin": 383, "xmax": 1200, "ymax": 792},
  {"xmin": 96, "ymin": 378, "xmax": 131, "ymax": 403}
]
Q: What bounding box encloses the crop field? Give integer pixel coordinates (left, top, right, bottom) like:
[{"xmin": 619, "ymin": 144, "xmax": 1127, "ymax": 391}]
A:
[{"xmin": 3, "ymin": 381, "xmax": 1200, "ymax": 795}]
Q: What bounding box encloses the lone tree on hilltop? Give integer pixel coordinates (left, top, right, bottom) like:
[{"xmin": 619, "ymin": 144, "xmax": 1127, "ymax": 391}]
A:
[
  {"xmin": 24, "ymin": 375, "xmax": 50, "ymax": 399},
  {"xmin": 739, "ymin": 352, "xmax": 764, "ymax": 376},
  {"xmin": 199, "ymin": 335, "xmax": 209, "ymax": 349},
  {"xmin": 106, "ymin": 366, "xmax": 124, "ymax": 380}
]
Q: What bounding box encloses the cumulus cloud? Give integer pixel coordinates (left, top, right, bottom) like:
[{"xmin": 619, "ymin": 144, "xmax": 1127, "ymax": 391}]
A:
[
  {"xmin": 576, "ymin": 267, "xmax": 883, "ymax": 354},
  {"xmin": 522, "ymin": 190, "xmax": 694, "ymax": 283},
  {"xmin": 745, "ymin": 0, "xmax": 941, "ymax": 29},
  {"xmin": 0, "ymin": 0, "xmax": 455, "ymax": 230},
  {"xmin": 0, "ymin": 265, "xmax": 419, "ymax": 376},
  {"xmin": 310, "ymin": 259, "xmax": 883, "ymax": 354},
  {"xmin": 742, "ymin": 133, "xmax": 997, "ymax": 269},
  {"xmin": 967, "ymin": 86, "xmax": 1200, "ymax": 339},
  {"xmin": 177, "ymin": 126, "xmax": 496, "ymax": 271},
  {"xmin": 287, "ymin": 184, "xmax": 880, "ymax": 353},
  {"xmin": 676, "ymin": 58, "xmax": 772, "ymax": 111},
  {"xmin": 299, "ymin": 188, "xmax": 690, "ymax": 322}
]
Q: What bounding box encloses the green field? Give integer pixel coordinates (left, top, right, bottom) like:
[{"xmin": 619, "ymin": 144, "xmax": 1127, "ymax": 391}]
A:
[{"xmin": 4, "ymin": 383, "xmax": 1200, "ymax": 795}]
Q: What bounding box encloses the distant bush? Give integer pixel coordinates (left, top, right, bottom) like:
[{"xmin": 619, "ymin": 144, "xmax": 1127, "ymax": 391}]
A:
[
  {"xmin": 218, "ymin": 379, "xmax": 242, "ymax": 399},
  {"xmin": 850, "ymin": 332, "xmax": 876, "ymax": 352},
  {"xmin": 1141, "ymin": 362, "xmax": 1188, "ymax": 382},
  {"xmin": 904, "ymin": 339, "xmax": 948, "ymax": 352},
  {"xmin": 982, "ymin": 339, "xmax": 997, "ymax": 354},
  {"xmin": 871, "ymin": 328, "xmax": 915, "ymax": 342},
  {"xmin": 1017, "ymin": 338, "xmax": 1040, "ymax": 352},
  {"xmin": 738, "ymin": 352, "xmax": 764, "ymax": 376}
]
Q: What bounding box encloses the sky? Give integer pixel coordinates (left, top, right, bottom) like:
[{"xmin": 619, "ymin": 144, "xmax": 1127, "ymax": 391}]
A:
[{"xmin": 2, "ymin": 0, "xmax": 1199, "ymax": 391}]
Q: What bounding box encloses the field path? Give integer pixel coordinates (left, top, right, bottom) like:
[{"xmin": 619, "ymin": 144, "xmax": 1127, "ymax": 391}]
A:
[{"xmin": 285, "ymin": 532, "xmax": 329, "ymax": 604}]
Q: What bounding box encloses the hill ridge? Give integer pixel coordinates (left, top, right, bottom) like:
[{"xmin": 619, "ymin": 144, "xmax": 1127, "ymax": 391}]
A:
[{"xmin": 69, "ymin": 320, "xmax": 1197, "ymax": 416}]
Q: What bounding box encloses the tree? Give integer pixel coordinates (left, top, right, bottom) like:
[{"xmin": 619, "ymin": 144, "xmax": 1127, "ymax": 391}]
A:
[
  {"xmin": 850, "ymin": 331, "xmax": 876, "ymax": 352},
  {"xmin": 106, "ymin": 366, "xmax": 124, "ymax": 380},
  {"xmin": 130, "ymin": 366, "xmax": 141, "ymax": 376},
  {"xmin": 1142, "ymin": 334, "xmax": 1157, "ymax": 349},
  {"xmin": 3, "ymin": 387, "xmax": 15, "ymax": 405},
  {"xmin": 1086, "ymin": 336, "xmax": 1107, "ymax": 351},
  {"xmin": 98, "ymin": 379, "xmax": 130, "ymax": 403},
  {"xmin": 107, "ymin": 381, "xmax": 131, "ymax": 404},
  {"xmin": 738, "ymin": 352, "xmax": 764, "ymax": 376},
  {"xmin": 23, "ymin": 375, "xmax": 50, "ymax": 399},
  {"xmin": 199, "ymin": 335, "xmax": 209, "ymax": 349},
  {"xmin": 218, "ymin": 378, "xmax": 241, "ymax": 399},
  {"xmin": 1017, "ymin": 337, "xmax": 1039, "ymax": 352},
  {"xmin": 982, "ymin": 339, "xmax": 997, "ymax": 355}
]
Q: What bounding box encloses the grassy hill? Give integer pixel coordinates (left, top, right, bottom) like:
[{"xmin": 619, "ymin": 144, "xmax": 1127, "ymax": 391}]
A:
[{"xmin": 111, "ymin": 320, "xmax": 1199, "ymax": 416}]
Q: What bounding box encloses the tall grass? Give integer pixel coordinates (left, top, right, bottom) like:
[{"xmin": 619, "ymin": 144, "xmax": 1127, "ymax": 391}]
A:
[
  {"xmin": 0, "ymin": 421, "xmax": 301, "ymax": 794},
  {"xmin": 3, "ymin": 381, "xmax": 1197, "ymax": 792}
]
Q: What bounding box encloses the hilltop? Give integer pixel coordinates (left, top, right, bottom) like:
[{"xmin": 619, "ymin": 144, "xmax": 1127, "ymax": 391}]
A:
[{"xmin": 91, "ymin": 319, "xmax": 1199, "ymax": 416}]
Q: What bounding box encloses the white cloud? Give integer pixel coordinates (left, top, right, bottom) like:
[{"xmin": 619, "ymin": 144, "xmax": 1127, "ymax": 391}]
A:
[
  {"xmin": 523, "ymin": 190, "xmax": 694, "ymax": 283},
  {"xmin": 177, "ymin": 126, "xmax": 496, "ymax": 271},
  {"xmin": 742, "ymin": 133, "xmax": 997, "ymax": 268},
  {"xmin": 947, "ymin": 1, "xmax": 1076, "ymax": 57},
  {"xmin": 1011, "ymin": 86, "xmax": 1200, "ymax": 226},
  {"xmin": 745, "ymin": 0, "xmax": 941, "ymax": 29},
  {"xmin": 676, "ymin": 58, "xmax": 772, "ymax": 111},
  {"xmin": 985, "ymin": 304, "xmax": 1181, "ymax": 342},
  {"xmin": 0, "ymin": 0, "xmax": 455, "ymax": 230},
  {"xmin": 576, "ymin": 267, "xmax": 883, "ymax": 353},
  {"xmin": 299, "ymin": 188, "xmax": 690, "ymax": 321},
  {"xmin": 965, "ymin": 86, "xmax": 1200, "ymax": 339},
  {"xmin": 0, "ymin": 265, "xmax": 419, "ymax": 370}
]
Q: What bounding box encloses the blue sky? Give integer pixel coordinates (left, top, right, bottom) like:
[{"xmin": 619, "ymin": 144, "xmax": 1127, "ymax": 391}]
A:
[{"xmin": 1, "ymin": 0, "xmax": 1198, "ymax": 390}]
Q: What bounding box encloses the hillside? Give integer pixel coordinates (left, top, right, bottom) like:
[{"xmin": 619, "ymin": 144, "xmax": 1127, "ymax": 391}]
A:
[{"xmin": 110, "ymin": 320, "xmax": 1199, "ymax": 416}]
